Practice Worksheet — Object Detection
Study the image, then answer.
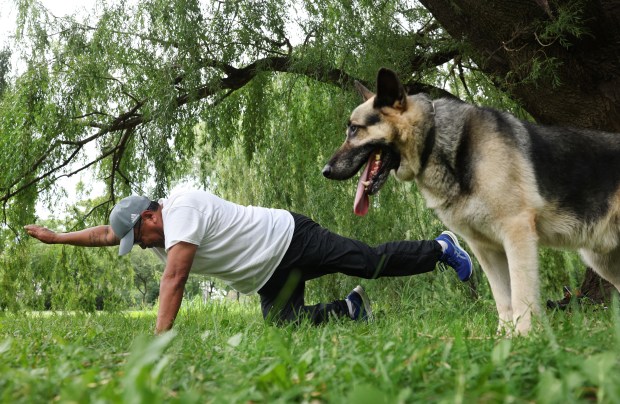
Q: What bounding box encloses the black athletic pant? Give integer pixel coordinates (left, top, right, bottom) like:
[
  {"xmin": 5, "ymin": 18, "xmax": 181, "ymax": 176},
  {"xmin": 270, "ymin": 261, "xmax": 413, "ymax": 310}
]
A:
[{"xmin": 257, "ymin": 212, "xmax": 443, "ymax": 325}]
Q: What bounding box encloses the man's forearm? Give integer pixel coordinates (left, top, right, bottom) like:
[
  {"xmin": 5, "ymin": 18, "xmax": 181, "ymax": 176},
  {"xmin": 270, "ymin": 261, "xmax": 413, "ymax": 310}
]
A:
[
  {"xmin": 154, "ymin": 242, "xmax": 196, "ymax": 334},
  {"xmin": 57, "ymin": 225, "xmax": 119, "ymax": 246},
  {"xmin": 155, "ymin": 276, "xmax": 187, "ymax": 334}
]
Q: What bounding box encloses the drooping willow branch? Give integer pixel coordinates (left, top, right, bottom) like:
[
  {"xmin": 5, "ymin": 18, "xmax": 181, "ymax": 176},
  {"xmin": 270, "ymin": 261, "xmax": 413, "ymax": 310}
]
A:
[{"xmin": 1, "ymin": 51, "xmax": 458, "ymax": 206}]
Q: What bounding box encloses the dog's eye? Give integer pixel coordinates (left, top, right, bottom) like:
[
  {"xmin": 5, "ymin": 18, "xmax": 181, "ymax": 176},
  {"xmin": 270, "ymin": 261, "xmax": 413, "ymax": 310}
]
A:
[{"xmin": 348, "ymin": 125, "xmax": 358, "ymax": 137}]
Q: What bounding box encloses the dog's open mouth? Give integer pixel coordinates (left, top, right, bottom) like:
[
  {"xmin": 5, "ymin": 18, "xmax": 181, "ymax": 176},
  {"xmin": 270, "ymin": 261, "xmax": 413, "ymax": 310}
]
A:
[{"xmin": 354, "ymin": 147, "xmax": 400, "ymax": 216}]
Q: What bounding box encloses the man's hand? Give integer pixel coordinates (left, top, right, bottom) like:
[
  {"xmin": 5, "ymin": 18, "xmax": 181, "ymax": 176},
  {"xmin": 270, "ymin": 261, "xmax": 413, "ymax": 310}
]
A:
[{"xmin": 24, "ymin": 225, "xmax": 59, "ymax": 244}]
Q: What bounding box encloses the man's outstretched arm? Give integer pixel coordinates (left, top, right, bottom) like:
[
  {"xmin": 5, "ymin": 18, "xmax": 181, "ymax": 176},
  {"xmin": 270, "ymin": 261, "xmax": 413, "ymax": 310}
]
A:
[
  {"xmin": 155, "ymin": 241, "xmax": 197, "ymax": 334},
  {"xmin": 24, "ymin": 225, "xmax": 120, "ymax": 247}
]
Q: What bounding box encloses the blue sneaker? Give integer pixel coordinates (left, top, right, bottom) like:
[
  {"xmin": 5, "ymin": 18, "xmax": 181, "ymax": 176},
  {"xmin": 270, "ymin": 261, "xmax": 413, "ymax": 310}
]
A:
[
  {"xmin": 346, "ymin": 285, "xmax": 372, "ymax": 321},
  {"xmin": 435, "ymin": 230, "xmax": 473, "ymax": 281}
]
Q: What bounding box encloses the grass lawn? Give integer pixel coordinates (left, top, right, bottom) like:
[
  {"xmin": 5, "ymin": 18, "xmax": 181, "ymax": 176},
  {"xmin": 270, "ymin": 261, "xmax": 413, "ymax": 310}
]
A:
[{"xmin": 1, "ymin": 289, "xmax": 620, "ymax": 403}]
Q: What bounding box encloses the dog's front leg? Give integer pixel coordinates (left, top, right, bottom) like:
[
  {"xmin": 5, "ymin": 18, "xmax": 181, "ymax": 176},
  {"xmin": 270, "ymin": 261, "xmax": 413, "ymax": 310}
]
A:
[
  {"xmin": 503, "ymin": 216, "xmax": 541, "ymax": 335},
  {"xmin": 466, "ymin": 240, "xmax": 514, "ymax": 335}
]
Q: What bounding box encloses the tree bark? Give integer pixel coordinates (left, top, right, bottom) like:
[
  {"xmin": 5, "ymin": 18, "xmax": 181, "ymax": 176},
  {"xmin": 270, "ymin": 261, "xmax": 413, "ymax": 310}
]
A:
[
  {"xmin": 420, "ymin": 0, "xmax": 620, "ymax": 131},
  {"xmin": 580, "ymin": 267, "xmax": 618, "ymax": 304}
]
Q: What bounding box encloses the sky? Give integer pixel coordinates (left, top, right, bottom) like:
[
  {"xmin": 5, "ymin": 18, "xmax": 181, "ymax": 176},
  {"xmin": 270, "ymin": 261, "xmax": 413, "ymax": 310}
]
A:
[{"xmin": 1, "ymin": 0, "xmax": 97, "ymax": 39}]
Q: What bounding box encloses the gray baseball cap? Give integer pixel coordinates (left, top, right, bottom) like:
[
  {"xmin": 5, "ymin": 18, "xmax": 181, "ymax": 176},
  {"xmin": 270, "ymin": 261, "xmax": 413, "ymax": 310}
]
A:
[{"xmin": 109, "ymin": 195, "xmax": 151, "ymax": 256}]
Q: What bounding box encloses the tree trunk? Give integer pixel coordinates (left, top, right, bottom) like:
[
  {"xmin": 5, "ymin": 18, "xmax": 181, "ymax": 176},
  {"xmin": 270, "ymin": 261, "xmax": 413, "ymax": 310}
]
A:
[
  {"xmin": 419, "ymin": 0, "xmax": 620, "ymax": 303},
  {"xmin": 579, "ymin": 267, "xmax": 618, "ymax": 304},
  {"xmin": 420, "ymin": 0, "xmax": 620, "ymax": 131}
]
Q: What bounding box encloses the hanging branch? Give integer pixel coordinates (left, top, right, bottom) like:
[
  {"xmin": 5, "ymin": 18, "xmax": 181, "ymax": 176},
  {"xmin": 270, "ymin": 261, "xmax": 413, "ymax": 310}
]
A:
[{"xmin": 1, "ymin": 43, "xmax": 458, "ymax": 206}]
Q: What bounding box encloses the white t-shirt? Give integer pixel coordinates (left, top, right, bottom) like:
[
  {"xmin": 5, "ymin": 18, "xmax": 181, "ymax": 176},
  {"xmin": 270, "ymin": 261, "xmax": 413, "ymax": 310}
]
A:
[{"xmin": 150, "ymin": 189, "xmax": 295, "ymax": 294}]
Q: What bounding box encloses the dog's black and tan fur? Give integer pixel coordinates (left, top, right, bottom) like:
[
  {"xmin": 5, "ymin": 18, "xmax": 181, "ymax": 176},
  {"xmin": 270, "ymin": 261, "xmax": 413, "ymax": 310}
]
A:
[{"xmin": 323, "ymin": 68, "xmax": 620, "ymax": 334}]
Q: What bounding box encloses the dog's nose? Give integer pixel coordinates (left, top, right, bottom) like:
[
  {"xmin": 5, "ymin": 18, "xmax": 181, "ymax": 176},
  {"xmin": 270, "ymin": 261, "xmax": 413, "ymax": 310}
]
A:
[{"xmin": 322, "ymin": 165, "xmax": 332, "ymax": 178}]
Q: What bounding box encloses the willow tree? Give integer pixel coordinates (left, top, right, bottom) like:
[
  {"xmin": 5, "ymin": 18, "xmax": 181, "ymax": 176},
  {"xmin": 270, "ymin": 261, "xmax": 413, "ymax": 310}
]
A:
[
  {"xmin": 1, "ymin": 0, "xmax": 615, "ymax": 305},
  {"xmin": 0, "ymin": 0, "xmax": 469, "ymax": 224}
]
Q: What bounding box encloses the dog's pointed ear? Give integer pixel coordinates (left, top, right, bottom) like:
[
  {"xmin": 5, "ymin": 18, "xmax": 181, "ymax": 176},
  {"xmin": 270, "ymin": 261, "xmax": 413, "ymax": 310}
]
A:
[
  {"xmin": 374, "ymin": 68, "xmax": 407, "ymax": 110},
  {"xmin": 354, "ymin": 80, "xmax": 375, "ymax": 101}
]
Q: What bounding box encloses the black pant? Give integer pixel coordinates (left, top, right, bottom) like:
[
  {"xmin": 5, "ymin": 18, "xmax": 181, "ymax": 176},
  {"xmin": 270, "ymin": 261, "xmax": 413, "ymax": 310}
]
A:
[{"xmin": 257, "ymin": 212, "xmax": 442, "ymax": 325}]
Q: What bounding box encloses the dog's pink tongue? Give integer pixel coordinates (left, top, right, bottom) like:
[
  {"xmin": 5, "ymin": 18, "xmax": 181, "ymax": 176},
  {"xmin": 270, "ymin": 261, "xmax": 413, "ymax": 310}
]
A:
[{"xmin": 354, "ymin": 155, "xmax": 373, "ymax": 216}]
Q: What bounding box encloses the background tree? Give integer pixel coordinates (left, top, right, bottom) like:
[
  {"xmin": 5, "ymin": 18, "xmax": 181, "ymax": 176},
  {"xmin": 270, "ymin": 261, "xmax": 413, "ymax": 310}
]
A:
[
  {"xmin": 1, "ymin": 0, "xmax": 616, "ymax": 306},
  {"xmin": 130, "ymin": 249, "xmax": 161, "ymax": 306}
]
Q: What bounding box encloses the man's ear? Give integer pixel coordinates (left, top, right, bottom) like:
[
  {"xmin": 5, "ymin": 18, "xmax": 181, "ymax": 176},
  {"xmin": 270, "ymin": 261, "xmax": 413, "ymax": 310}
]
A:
[
  {"xmin": 142, "ymin": 209, "xmax": 156, "ymax": 222},
  {"xmin": 374, "ymin": 68, "xmax": 407, "ymax": 110}
]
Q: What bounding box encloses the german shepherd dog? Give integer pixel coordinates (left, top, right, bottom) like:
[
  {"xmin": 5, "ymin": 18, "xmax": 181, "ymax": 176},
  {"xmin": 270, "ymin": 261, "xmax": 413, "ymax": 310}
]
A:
[{"xmin": 322, "ymin": 68, "xmax": 620, "ymax": 335}]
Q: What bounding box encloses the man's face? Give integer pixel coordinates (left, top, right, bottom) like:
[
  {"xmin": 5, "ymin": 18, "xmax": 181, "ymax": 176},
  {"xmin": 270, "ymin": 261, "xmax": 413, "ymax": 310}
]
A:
[{"xmin": 133, "ymin": 211, "xmax": 165, "ymax": 249}]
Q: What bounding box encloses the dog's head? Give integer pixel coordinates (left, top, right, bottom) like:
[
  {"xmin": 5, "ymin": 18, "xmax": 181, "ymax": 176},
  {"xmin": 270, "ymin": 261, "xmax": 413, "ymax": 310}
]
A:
[{"xmin": 322, "ymin": 68, "xmax": 433, "ymax": 216}]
